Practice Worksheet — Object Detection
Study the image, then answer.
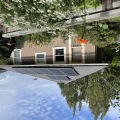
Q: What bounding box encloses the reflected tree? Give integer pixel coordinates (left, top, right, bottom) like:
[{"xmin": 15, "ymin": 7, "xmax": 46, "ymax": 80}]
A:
[
  {"xmin": 59, "ymin": 77, "xmax": 88, "ymax": 115},
  {"xmin": 58, "ymin": 66, "xmax": 120, "ymax": 120}
]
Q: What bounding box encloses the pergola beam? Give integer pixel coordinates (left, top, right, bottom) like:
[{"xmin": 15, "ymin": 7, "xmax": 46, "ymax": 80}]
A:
[{"xmin": 2, "ymin": 1, "xmax": 120, "ymax": 38}]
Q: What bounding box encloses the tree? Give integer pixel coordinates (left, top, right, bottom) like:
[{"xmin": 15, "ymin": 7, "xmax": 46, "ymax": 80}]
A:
[
  {"xmin": 0, "ymin": 0, "xmax": 100, "ymax": 29},
  {"xmin": 103, "ymin": 43, "xmax": 120, "ymax": 66},
  {"xmin": 0, "ymin": 32, "xmax": 15, "ymax": 64},
  {"xmin": 58, "ymin": 66, "xmax": 120, "ymax": 120},
  {"xmin": 69, "ymin": 19, "xmax": 120, "ymax": 47}
]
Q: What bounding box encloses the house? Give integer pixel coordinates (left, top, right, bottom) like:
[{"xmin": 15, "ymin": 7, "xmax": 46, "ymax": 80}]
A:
[
  {"xmin": 2, "ymin": 35, "xmax": 108, "ymax": 84},
  {"xmin": 8, "ymin": 35, "xmax": 102, "ymax": 65}
]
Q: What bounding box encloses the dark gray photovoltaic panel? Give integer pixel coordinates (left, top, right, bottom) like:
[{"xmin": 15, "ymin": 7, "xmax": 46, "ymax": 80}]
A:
[
  {"xmin": 39, "ymin": 68, "xmax": 54, "ymax": 75},
  {"xmin": 13, "ymin": 67, "xmax": 78, "ymax": 81},
  {"xmin": 56, "ymin": 76, "xmax": 70, "ymax": 81},
  {"xmin": 59, "ymin": 68, "xmax": 79, "ymax": 76},
  {"xmin": 49, "ymin": 69, "xmax": 64, "ymax": 75},
  {"xmin": 48, "ymin": 75, "xmax": 70, "ymax": 81},
  {"xmin": 20, "ymin": 68, "xmax": 34, "ymax": 74},
  {"xmin": 47, "ymin": 76, "xmax": 59, "ymax": 80},
  {"xmin": 30, "ymin": 68, "xmax": 43, "ymax": 74},
  {"xmin": 13, "ymin": 68, "xmax": 26, "ymax": 74}
]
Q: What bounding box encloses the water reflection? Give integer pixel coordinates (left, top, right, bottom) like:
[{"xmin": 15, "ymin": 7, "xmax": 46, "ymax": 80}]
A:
[
  {"xmin": 58, "ymin": 66, "xmax": 120, "ymax": 120},
  {"xmin": 0, "ymin": 67, "xmax": 119, "ymax": 120}
]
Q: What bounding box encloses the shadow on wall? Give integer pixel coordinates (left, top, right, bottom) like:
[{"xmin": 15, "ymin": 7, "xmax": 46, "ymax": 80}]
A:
[{"xmin": 7, "ymin": 52, "xmax": 100, "ymax": 65}]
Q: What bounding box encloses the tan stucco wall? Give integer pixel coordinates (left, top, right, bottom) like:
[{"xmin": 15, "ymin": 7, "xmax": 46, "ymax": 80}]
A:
[
  {"xmin": 85, "ymin": 43, "xmax": 96, "ymax": 63},
  {"xmin": 85, "ymin": 43, "xmax": 95, "ymax": 53},
  {"xmin": 8, "ymin": 37, "xmax": 96, "ymax": 64},
  {"xmin": 9, "ymin": 37, "xmax": 69, "ymax": 64},
  {"xmin": 21, "ymin": 37, "xmax": 69, "ymax": 58}
]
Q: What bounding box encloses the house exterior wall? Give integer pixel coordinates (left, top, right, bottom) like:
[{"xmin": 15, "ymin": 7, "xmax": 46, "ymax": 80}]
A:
[
  {"xmin": 8, "ymin": 36, "xmax": 96, "ymax": 65},
  {"xmin": 8, "ymin": 37, "xmax": 69, "ymax": 65},
  {"xmin": 85, "ymin": 43, "xmax": 96, "ymax": 63}
]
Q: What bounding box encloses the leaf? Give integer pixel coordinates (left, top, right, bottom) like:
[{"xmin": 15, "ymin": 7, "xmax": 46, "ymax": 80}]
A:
[
  {"xmin": 86, "ymin": 26, "xmax": 93, "ymax": 30},
  {"xmin": 102, "ymin": 25, "xmax": 108, "ymax": 30},
  {"xmin": 98, "ymin": 23, "xmax": 102, "ymax": 27}
]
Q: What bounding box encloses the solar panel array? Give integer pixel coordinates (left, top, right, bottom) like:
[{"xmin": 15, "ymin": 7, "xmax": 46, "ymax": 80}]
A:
[{"xmin": 13, "ymin": 67, "xmax": 79, "ymax": 81}]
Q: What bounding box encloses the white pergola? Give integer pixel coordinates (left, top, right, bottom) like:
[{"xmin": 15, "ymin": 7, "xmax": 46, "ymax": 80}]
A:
[{"xmin": 2, "ymin": 0, "xmax": 120, "ymax": 38}]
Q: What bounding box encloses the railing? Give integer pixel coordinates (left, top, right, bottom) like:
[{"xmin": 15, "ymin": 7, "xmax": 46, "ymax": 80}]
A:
[{"xmin": 71, "ymin": 36, "xmax": 81, "ymax": 47}]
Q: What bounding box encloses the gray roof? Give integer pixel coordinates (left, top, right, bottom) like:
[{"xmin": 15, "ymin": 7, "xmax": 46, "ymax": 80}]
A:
[{"xmin": 0, "ymin": 64, "xmax": 108, "ymax": 83}]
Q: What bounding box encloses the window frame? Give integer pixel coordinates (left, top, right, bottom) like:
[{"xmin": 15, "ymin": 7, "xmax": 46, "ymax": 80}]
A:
[
  {"xmin": 35, "ymin": 52, "xmax": 46, "ymax": 64},
  {"xmin": 13, "ymin": 49, "xmax": 21, "ymax": 64},
  {"xmin": 53, "ymin": 47, "xmax": 66, "ymax": 64}
]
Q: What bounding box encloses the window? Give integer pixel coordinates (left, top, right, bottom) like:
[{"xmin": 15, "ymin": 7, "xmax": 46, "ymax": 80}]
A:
[
  {"xmin": 13, "ymin": 49, "xmax": 21, "ymax": 64},
  {"xmin": 55, "ymin": 49, "xmax": 64, "ymax": 61},
  {"xmin": 53, "ymin": 47, "xmax": 66, "ymax": 63},
  {"xmin": 35, "ymin": 52, "xmax": 46, "ymax": 64}
]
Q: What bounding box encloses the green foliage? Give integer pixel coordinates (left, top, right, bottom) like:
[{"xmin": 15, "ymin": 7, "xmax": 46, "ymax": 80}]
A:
[
  {"xmin": 0, "ymin": 0, "xmax": 100, "ymax": 28},
  {"xmin": 15, "ymin": 28, "xmax": 70, "ymax": 45},
  {"xmin": 17, "ymin": 18, "xmax": 120, "ymax": 47},
  {"xmin": 104, "ymin": 43, "xmax": 120, "ymax": 66},
  {"xmin": 111, "ymin": 53, "xmax": 120, "ymax": 66},
  {"xmin": 15, "ymin": 31, "xmax": 58, "ymax": 46},
  {"xmin": 108, "ymin": 17, "xmax": 120, "ymax": 22},
  {"xmin": 0, "ymin": 54, "xmax": 7, "ymax": 65},
  {"xmin": 70, "ymin": 20, "xmax": 118, "ymax": 47},
  {"xmin": 0, "ymin": 33, "xmax": 15, "ymax": 64},
  {"xmin": 58, "ymin": 66, "xmax": 120, "ymax": 120}
]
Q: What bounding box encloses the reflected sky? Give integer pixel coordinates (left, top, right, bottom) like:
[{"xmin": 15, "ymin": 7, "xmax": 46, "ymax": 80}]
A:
[{"xmin": 0, "ymin": 71, "xmax": 119, "ymax": 120}]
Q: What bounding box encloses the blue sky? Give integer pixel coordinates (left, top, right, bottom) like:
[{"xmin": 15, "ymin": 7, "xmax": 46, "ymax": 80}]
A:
[{"xmin": 0, "ymin": 71, "xmax": 119, "ymax": 120}]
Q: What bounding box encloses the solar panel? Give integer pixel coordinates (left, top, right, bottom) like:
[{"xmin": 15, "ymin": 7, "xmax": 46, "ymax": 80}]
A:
[
  {"xmin": 59, "ymin": 68, "xmax": 79, "ymax": 76},
  {"xmin": 47, "ymin": 75, "xmax": 70, "ymax": 81},
  {"xmin": 56, "ymin": 76, "xmax": 70, "ymax": 81},
  {"xmin": 20, "ymin": 68, "xmax": 34, "ymax": 74},
  {"xmin": 39, "ymin": 68, "xmax": 54, "ymax": 75},
  {"xmin": 48, "ymin": 68, "xmax": 64, "ymax": 75},
  {"xmin": 30, "ymin": 68, "xmax": 43, "ymax": 74},
  {"xmin": 13, "ymin": 68, "xmax": 26, "ymax": 74},
  {"xmin": 13, "ymin": 67, "xmax": 79, "ymax": 82},
  {"xmin": 47, "ymin": 75, "xmax": 59, "ymax": 80}
]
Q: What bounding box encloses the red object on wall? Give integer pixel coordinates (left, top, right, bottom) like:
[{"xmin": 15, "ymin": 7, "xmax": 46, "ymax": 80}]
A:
[{"xmin": 77, "ymin": 38, "xmax": 87, "ymax": 44}]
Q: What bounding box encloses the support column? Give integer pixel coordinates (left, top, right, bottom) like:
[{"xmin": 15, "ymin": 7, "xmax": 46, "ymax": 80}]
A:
[
  {"xmin": 81, "ymin": 43, "xmax": 85, "ymax": 63},
  {"xmin": 69, "ymin": 35, "xmax": 72, "ymax": 64}
]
